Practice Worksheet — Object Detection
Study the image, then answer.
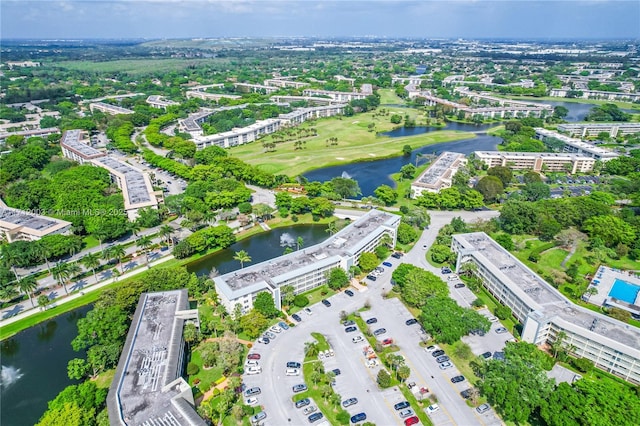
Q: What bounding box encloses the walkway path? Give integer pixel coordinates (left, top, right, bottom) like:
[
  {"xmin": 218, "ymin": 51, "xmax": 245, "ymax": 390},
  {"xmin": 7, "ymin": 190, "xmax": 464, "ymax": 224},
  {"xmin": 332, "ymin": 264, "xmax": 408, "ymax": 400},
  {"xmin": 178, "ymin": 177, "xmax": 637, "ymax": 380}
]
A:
[{"xmin": 560, "ymin": 243, "xmax": 578, "ymax": 268}]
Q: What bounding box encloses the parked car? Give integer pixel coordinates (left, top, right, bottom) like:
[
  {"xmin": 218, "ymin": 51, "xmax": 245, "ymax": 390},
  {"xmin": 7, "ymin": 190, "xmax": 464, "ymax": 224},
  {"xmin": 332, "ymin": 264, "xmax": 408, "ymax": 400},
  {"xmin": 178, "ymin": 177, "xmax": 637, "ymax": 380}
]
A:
[
  {"xmin": 304, "ymin": 307, "xmax": 313, "ymax": 315},
  {"xmin": 382, "ymin": 338, "xmax": 393, "ymax": 346},
  {"xmin": 365, "ymin": 317, "xmax": 378, "ymax": 324},
  {"xmin": 481, "ymin": 351, "xmax": 492, "ymax": 359},
  {"xmin": 247, "ymin": 353, "xmax": 261, "ymax": 360},
  {"xmin": 495, "ymin": 327, "xmax": 508, "ymax": 334},
  {"xmin": 245, "ymin": 397, "xmax": 259, "ymax": 406},
  {"xmin": 270, "ymin": 325, "xmax": 282, "ymax": 333},
  {"xmin": 432, "ymin": 349, "xmax": 445, "ymax": 357},
  {"xmin": 244, "ymin": 387, "xmax": 261, "ymax": 397},
  {"xmin": 246, "ymin": 366, "xmax": 262, "ymax": 375},
  {"xmin": 426, "ymin": 404, "xmax": 440, "ymax": 413},
  {"xmin": 366, "ymin": 275, "xmax": 377, "ymax": 281},
  {"xmin": 460, "ymin": 389, "xmax": 473, "ymax": 399},
  {"xmin": 343, "ymin": 320, "xmax": 355, "ymax": 326},
  {"xmin": 486, "ymin": 316, "xmax": 499, "ymax": 323},
  {"xmin": 345, "ymin": 289, "xmax": 355, "ymax": 296},
  {"xmin": 405, "ymin": 318, "xmax": 418, "ymax": 325},
  {"xmin": 436, "ymin": 355, "xmax": 450, "ymax": 363},
  {"xmin": 404, "ymin": 416, "xmax": 419, "ymax": 426},
  {"xmin": 441, "ymin": 267, "xmax": 452, "ymax": 274},
  {"xmin": 391, "ymin": 252, "xmax": 403, "ymax": 259},
  {"xmin": 332, "ymin": 368, "xmax": 341, "ymax": 376},
  {"xmin": 342, "ymin": 397, "xmax": 358, "ymax": 407},
  {"xmin": 439, "ymin": 361, "xmax": 454, "ymax": 370},
  {"xmin": 308, "ymin": 412, "xmax": 323, "ymax": 423},
  {"xmin": 399, "ymin": 408, "xmax": 414, "ymax": 418},
  {"xmin": 394, "ymin": 401, "xmax": 410, "ymax": 411},
  {"xmin": 295, "ymin": 398, "xmax": 310, "ymax": 408},
  {"xmin": 454, "ymin": 283, "xmax": 465, "ymax": 288},
  {"xmin": 258, "ymin": 337, "xmax": 270, "ymax": 344},
  {"xmin": 303, "ymin": 406, "xmax": 317, "ymax": 415},
  {"xmin": 382, "ymin": 261, "xmax": 393, "ymax": 267},
  {"xmin": 425, "ymin": 345, "xmax": 440, "ymax": 353},
  {"xmin": 278, "ymin": 321, "xmax": 290, "ymax": 330},
  {"xmin": 292, "ymin": 313, "xmax": 302, "ymax": 322},
  {"xmin": 287, "ymin": 361, "xmax": 302, "ymax": 369},
  {"xmin": 265, "ymin": 331, "xmax": 276, "ymax": 339},
  {"xmin": 451, "ymin": 375, "xmax": 465, "ymax": 383},
  {"xmin": 250, "ymin": 411, "xmax": 266, "ymax": 425},
  {"xmin": 293, "ymin": 384, "xmax": 308, "ymax": 393},
  {"xmin": 286, "ymin": 368, "xmax": 300, "ymax": 376},
  {"xmin": 321, "ymin": 299, "xmax": 331, "ymax": 307},
  {"xmin": 352, "ymin": 335, "xmax": 364, "ymax": 343},
  {"xmin": 373, "ymin": 328, "xmax": 387, "ymax": 336},
  {"xmin": 476, "ymin": 403, "xmax": 491, "ymax": 414},
  {"xmin": 345, "ymin": 326, "xmax": 357, "ymax": 333},
  {"xmin": 350, "ymin": 413, "xmax": 367, "ymax": 423}
]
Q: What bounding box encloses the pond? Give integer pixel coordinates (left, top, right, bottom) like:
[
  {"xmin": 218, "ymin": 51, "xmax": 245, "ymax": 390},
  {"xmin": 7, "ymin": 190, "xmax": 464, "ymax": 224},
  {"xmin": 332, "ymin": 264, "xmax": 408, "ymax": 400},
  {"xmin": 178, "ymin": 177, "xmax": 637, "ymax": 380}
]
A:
[
  {"xmin": 0, "ymin": 305, "xmax": 91, "ymax": 426},
  {"xmin": 187, "ymin": 224, "xmax": 329, "ymax": 277},
  {"xmin": 525, "ymin": 100, "xmax": 638, "ymax": 122}
]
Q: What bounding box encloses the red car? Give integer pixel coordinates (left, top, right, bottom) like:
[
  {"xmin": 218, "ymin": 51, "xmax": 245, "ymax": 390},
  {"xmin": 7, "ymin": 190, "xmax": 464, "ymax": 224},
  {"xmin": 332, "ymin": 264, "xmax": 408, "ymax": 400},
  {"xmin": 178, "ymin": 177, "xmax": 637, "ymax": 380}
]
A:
[
  {"xmin": 404, "ymin": 416, "xmax": 419, "ymax": 426},
  {"xmin": 247, "ymin": 353, "xmax": 261, "ymax": 360},
  {"xmin": 382, "ymin": 338, "xmax": 393, "ymax": 346}
]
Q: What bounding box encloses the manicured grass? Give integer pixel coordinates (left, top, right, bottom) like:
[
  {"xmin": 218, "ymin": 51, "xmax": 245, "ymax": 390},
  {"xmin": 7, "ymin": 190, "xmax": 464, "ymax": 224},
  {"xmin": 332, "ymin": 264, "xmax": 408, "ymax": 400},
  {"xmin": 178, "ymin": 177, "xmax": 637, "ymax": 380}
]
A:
[
  {"xmin": 229, "ymin": 111, "xmax": 476, "ymax": 176},
  {"xmin": 379, "ymin": 88, "xmax": 407, "ymax": 105},
  {"xmin": 288, "ymin": 285, "xmax": 337, "ymax": 314},
  {"xmin": 188, "ymin": 347, "xmax": 224, "ymax": 389},
  {"xmin": 82, "ymin": 235, "xmax": 100, "ymax": 250},
  {"xmin": 399, "ymin": 385, "xmax": 434, "ymax": 426},
  {"xmin": 439, "ymin": 341, "xmax": 482, "ymax": 387},
  {"xmin": 93, "ymin": 369, "xmax": 115, "ymax": 389},
  {"xmin": 311, "ymin": 332, "xmax": 330, "ymax": 351},
  {"xmin": 55, "ymin": 58, "xmax": 228, "ymax": 74}
]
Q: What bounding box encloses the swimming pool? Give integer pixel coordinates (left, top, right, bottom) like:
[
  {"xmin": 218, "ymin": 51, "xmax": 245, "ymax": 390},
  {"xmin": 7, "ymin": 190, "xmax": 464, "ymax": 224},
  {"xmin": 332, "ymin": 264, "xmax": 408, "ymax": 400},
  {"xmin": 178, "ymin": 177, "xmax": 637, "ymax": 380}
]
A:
[{"xmin": 609, "ymin": 279, "xmax": 640, "ymax": 304}]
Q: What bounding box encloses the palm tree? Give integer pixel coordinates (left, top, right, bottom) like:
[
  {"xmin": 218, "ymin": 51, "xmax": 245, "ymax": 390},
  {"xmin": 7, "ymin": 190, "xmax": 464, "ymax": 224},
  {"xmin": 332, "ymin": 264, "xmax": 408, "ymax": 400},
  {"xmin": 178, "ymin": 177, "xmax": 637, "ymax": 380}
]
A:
[
  {"xmin": 109, "ymin": 245, "xmax": 126, "ymax": 273},
  {"xmin": 233, "ymin": 250, "xmax": 251, "ymax": 269},
  {"xmin": 159, "ymin": 225, "xmax": 174, "ymax": 247},
  {"xmin": 52, "ymin": 262, "xmax": 70, "ymax": 295},
  {"xmin": 325, "ymin": 221, "xmax": 337, "ymax": 236},
  {"xmin": 81, "ymin": 252, "xmax": 101, "ymax": 284},
  {"xmin": 297, "ymin": 236, "xmax": 304, "ymax": 251},
  {"xmin": 17, "ymin": 275, "xmax": 38, "ymax": 307},
  {"xmin": 137, "ymin": 235, "xmax": 153, "ymax": 265},
  {"xmin": 34, "ymin": 244, "xmax": 52, "ymax": 274},
  {"xmin": 128, "ymin": 221, "xmax": 142, "ymax": 237}
]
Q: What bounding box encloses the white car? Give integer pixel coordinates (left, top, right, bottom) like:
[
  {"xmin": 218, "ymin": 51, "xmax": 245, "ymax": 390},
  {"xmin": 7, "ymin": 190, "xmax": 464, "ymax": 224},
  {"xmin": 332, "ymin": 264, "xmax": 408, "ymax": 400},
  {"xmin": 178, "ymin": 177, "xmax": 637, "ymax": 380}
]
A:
[
  {"xmin": 439, "ymin": 361, "xmax": 454, "ymax": 370},
  {"xmin": 286, "ymin": 368, "xmax": 300, "ymax": 376},
  {"xmin": 352, "ymin": 335, "xmax": 364, "ymax": 344},
  {"xmin": 245, "ymin": 397, "xmax": 259, "ymax": 406},
  {"xmin": 328, "ymin": 348, "xmax": 335, "ymax": 357},
  {"xmin": 246, "ymin": 366, "xmax": 262, "ymax": 375},
  {"xmin": 304, "ymin": 307, "xmax": 313, "ymax": 316},
  {"xmin": 427, "ymin": 404, "xmax": 440, "ymax": 414},
  {"xmin": 486, "ymin": 316, "xmax": 499, "ymax": 323},
  {"xmin": 270, "ymin": 325, "xmax": 282, "ymax": 333},
  {"xmin": 245, "ymin": 360, "xmax": 259, "ymax": 367},
  {"xmin": 399, "ymin": 408, "xmax": 414, "ymax": 418},
  {"xmin": 424, "ymin": 345, "xmax": 440, "ymax": 353},
  {"xmin": 366, "ymin": 359, "xmax": 379, "ymax": 368}
]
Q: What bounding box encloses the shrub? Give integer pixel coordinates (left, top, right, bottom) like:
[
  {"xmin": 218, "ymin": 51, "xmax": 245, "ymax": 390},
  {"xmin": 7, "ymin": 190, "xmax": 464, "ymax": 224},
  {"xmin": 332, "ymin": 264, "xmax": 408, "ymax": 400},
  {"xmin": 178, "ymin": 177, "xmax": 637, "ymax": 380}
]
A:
[
  {"xmin": 528, "ymin": 252, "xmax": 540, "ymax": 263},
  {"xmin": 471, "ymin": 298, "xmax": 485, "ymax": 308},
  {"xmin": 186, "ymin": 362, "xmax": 199, "ymax": 376},
  {"xmin": 247, "ymin": 343, "xmax": 253, "ymax": 349},
  {"xmin": 336, "ymin": 410, "xmax": 350, "ymax": 425},
  {"xmin": 291, "ymin": 215, "xmax": 299, "ymax": 222},
  {"xmin": 377, "ymin": 369, "xmax": 392, "ymax": 388},
  {"xmin": 293, "ymin": 294, "xmax": 309, "ymax": 307},
  {"xmin": 199, "ymin": 381, "xmax": 212, "ymax": 393},
  {"xmin": 494, "ymin": 305, "xmax": 512, "ymax": 320}
]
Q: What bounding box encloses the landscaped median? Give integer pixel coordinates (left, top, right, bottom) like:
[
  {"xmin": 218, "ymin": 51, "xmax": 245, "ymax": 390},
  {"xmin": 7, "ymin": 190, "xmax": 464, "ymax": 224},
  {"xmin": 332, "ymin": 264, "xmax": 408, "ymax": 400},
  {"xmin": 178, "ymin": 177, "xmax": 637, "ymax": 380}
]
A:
[{"xmin": 292, "ymin": 332, "xmax": 352, "ymax": 425}]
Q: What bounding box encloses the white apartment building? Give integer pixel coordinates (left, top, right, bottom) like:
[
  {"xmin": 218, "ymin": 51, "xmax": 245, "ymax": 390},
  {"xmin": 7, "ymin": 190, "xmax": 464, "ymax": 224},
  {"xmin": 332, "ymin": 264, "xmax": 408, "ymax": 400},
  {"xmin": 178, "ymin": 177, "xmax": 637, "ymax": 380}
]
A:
[
  {"xmin": 473, "ymin": 151, "xmax": 596, "ymax": 174},
  {"xmin": 557, "ymin": 123, "xmax": 640, "ymax": 138},
  {"xmin": 193, "ymin": 119, "xmax": 281, "ymax": 150},
  {"xmin": 452, "ymin": 233, "xmax": 640, "ymax": 384},
  {"xmin": 89, "ymin": 102, "xmax": 134, "ymax": 115},
  {"xmin": 234, "ymin": 83, "xmax": 279, "ymax": 94},
  {"xmin": 185, "ymin": 91, "xmax": 242, "ymax": 102},
  {"xmin": 214, "ymin": 210, "xmax": 400, "ymax": 316},
  {"xmin": 146, "ymin": 95, "xmax": 179, "ymax": 110},
  {"xmin": 534, "ymin": 128, "xmax": 620, "ymax": 162},
  {"xmin": 0, "ymin": 127, "xmax": 60, "ymax": 143},
  {"xmin": 550, "ymin": 88, "xmax": 640, "ymax": 102},
  {"xmin": 278, "ymin": 104, "xmax": 345, "ymax": 126},
  {"xmin": 60, "ymin": 129, "xmax": 106, "ymax": 164},
  {"xmin": 270, "ymin": 95, "xmax": 344, "ymax": 106},
  {"xmin": 0, "ymin": 198, "xmax": 72, "ymax": 243},
  {"xmin": 263, "ymin": 78, "xmax": 309, "ymax": 89},
  {"xmin": 302, "ymin": 89, "xmax": 368, "ymax": 102},
  {"xmin": 410, "ymin": 152, "xmax": 467, "ymax": 197}
]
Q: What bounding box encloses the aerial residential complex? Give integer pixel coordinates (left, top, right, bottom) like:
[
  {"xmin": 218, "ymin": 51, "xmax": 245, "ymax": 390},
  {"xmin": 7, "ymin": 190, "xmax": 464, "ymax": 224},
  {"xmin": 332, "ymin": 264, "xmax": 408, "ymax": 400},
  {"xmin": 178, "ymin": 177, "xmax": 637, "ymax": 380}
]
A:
[
  {"xmin": 213, "ymin": 210, "xmax": 401, "ymax": 315},
  {"xmin": 534, "ymin": 128, "xmax": 620, "ymax": 161},
  {"xmin": 0, "ymin": 198, "xmax": 72, "ymax": 243},
  {"xmin": 549, "ymin": 88, "xmax": 640, "ymax": 102},
  {"xmin": 557, "ymin": 122, "xmax": 640, "ymax": 138},
  {"xmin": 410, "ymin": 151, "xmax": 467, "ymax": 197},
  {"xmin": 473, "ymin": 151, "xmax": 596, "ymax": 174},
  {"xmin": 107, "ymin": 289, "xmax": 205, "ymax": 426},
  {"xmin": 60, "ymin": 130, "xmax": 159, "ymax": 220},
  {"xmin": 452, "ymin": 233, "xmax": 640, "ymax": 384},
  {"xmin": 302, "ymin": 88, "xmax": 368, "ymax": 102},
  {"xmin": 89, "ymin": 102, "xmax": 134, "ymax": 115},
  {"xmin": 0, "ymin": 127, "xmax": 60, "ymax": 143},
  {"xmin": 193, "ymin": 118, "xmax": 281, "ymax": 150},
  {"xmin": 146, "ymin": 95, "xmax": 179, "ymax": 110}
]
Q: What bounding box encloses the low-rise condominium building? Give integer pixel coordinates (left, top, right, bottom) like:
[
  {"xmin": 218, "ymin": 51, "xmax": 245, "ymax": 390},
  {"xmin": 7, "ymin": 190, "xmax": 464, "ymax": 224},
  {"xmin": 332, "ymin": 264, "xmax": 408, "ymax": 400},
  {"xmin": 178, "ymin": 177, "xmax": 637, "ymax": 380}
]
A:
[
  {"xmin": 534, "ymin": 128, "xmax": 620, "ymax": 162},
  {"xmin": 473, "ymin": 151, "xmax": 596, "ymax": 174},
  {"xmin": 410, "ymin": 152, "xmax": 467, "ymax": 197}
]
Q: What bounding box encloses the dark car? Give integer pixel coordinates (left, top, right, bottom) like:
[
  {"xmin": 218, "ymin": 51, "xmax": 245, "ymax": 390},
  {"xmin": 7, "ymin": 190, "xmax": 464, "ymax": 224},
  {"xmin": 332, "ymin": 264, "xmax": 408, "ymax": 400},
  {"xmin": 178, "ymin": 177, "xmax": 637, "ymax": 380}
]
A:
[
  {"xmin": 343, "ymin": 320, "xmax": 355, "ymax": 326},
  {"xmin": 391, "ymin": 252, "xmax": 403, "ymax": 259},
  {"xmin": 366, "ymin": 275, "xmax": 377, "ymax": 281},
  {"xmin": 382, "ymin": 261, "xmax": 393, "ymax": 267},
  {"xmin": 258, "ymin": 336, "xmax": 270, "ymax": 344},
  {"xmin": 365, "ymin": 317, "xmax": 378, "ymax": 324},
  {"xmin": 345, "ymin": 289, "xmax": 355, "ymax": 296},
  {"xmin": 432, "ymin": 350, "xmax": 445, "ymax": 357},
  {"xmin": 460, "ymin": 389, "xmax": 473, "ymax": 399},
  {"xmin": 332, "ymin": 368, "xmax": 341, "ymax": 376},
  {"xmin": 481, "ymin": 351, "xmax": 492, "ymax": 359},
  {"xmin": 405, "ymin": 318, "xmax": 418, "ymax": 325},
  {"xmin": 451, "ymin": 375, "xmax": 465, "ymax": 383},
  {"xmin": 394, "ymin": 401, "xmax": 410, "ymax": 411},
  {"xmin": 292, "ymin": 313, "xmax": 302, "ymax": 322},
  {"xmin": 321, "ymin": 299, "xmax": 331, "ymax": 307},
  {"xmin": 345, "ymin": 326, "xmax": 357, "ymax": 333},
  {"xmin": 295, "ymin": 398, "xmax": 311, "ymax": 408},
  {"xmin": 441, "ymin": 267, "xmax": 452, "ymax": 274},
  {"xmin": 308, "ymin": 412, "xmax": 324, "ymax": 423},
  {"xmin": 287, "ymin": 361, "xmax": 302, "ymax": 369},
  {"xmin": 247, "ymin": 353, "xmax": 261, "ymax": 360},
  {"xmin": 350, "ymin": 412, "xmax": 367, "ymax": 423},
  {"xmin": 436, "ymin": 355, "xmax": 450, "ymax": 363},
  {"xmin": 373, "ymin": 328, "xmax": 387, "ymax": 336},
  {"xmin": 493, "ymin": 351, "xmax": 506, "ymax": 361},
  {"xmin": 293, "ymin": 384, "xmax": 308, "ymax": 393},
  {"xmin": 454, "ymin": 283, "xmax": 465, "ymax": 289}
]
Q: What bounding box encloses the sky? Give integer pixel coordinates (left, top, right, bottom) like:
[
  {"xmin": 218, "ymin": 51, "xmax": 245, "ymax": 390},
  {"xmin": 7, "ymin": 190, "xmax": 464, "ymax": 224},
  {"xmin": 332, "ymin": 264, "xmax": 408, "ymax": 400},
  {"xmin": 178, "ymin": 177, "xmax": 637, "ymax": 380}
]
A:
[{"xmin": 1, "ymin": 0, "xmax": 639, "ymax": 40}]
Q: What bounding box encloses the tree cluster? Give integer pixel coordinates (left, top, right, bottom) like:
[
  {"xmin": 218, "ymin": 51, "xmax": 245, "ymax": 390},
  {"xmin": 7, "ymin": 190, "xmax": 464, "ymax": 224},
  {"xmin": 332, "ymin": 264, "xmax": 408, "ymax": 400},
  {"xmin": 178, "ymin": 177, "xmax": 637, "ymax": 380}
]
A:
[
  {"xmin": 173, "ymin": 225, "xmax": 235, "ymax": 259},
  {"xmin": 414, "ymin": 186, "xmax": 484, "ymax": 210},
  {"xmin": 419, "ymin": 296, "xmax": 490, "ymax": 344},
  {"xmin": 391, "ymin": 264, "xmax": 449, "ymax": 307}
]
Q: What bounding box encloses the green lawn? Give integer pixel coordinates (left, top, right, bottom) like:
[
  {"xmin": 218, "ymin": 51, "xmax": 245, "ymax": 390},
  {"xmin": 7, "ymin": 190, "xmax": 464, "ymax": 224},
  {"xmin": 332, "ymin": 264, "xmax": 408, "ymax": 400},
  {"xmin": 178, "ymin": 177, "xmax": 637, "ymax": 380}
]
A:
[
  {"xmin": 188, "ymin": 347, "xmax": 224, "ymax": 390},
  {"xmin": 379, "ymin": 88, "xmax": 407, "ymax": 105},
  {"xmin": 229, "ymin": 110, "xmax": 475, "ymax": 176},
  {"xmin": 55, "ymin": 58, "xmax": 228, "ymax": 74},
  {"xmin": 82, "ymin": 235, "xmax": 100, "ymax": 250},
  {"xmin": 93, "ymin": 369, "xmax": 116, "ymax": 389},
  {"xmin": 288, "ymin": 285, "xmax": 337, "ymax": 314}
]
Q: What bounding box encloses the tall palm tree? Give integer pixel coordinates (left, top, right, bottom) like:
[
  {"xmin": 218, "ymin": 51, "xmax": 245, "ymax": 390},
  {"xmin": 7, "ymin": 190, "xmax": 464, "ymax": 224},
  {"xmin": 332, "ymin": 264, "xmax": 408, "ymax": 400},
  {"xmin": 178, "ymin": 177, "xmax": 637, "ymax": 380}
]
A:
[
  {"xmin": 128, "ymin": 221, "xmax": 142, "ymax": 237},
  {"xmin": 17, "ymin": 275, "xmax": 38, "ymax": 307},
  {"xmin": 109, "ymin": 245, "xmax": 127, "ymax": 273},
  {"xmin": 52, "ymin": 262, "xmax": 70, "ymax": 295},
  {"xmin": 81, "ymin": 252, "xmax": 101, "ymax": 284},
  {"xmin": 34, "ymin": 244, "xmax": 52, "ymax": 274},
  {"xmin": 297, "ymin": 236, "xmax": 304, "ymax": 251},
  {"xmin": 233, "ymin": 250, "xmax": 252, "ymax": 269},
  {"xmin": 325, "ymin": 221, "xmax": 337, "ymax": 236},
  {"xmin": 159, "ymin": 225, "xmax": 174, "ymax": 247},
  {"xmin": 137, "ymin": 235, "xmax": 153, "ymax": 265}
]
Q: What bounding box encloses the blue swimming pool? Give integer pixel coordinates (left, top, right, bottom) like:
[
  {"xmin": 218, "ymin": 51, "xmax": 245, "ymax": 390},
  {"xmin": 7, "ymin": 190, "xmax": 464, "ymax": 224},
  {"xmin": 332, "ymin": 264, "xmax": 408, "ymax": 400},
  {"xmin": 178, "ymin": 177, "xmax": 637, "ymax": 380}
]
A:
[{"xmin": 609, "ymin": 279, "xmax": 640, "ymax": 304}]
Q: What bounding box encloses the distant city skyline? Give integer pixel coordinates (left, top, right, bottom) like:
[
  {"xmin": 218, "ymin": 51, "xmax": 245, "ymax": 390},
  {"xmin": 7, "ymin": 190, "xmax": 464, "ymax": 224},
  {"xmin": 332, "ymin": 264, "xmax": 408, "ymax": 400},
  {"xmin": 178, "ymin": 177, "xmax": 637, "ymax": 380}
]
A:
[{"xmin": 1, "ymin": 1, "xmax": 639, "ymax": 40}]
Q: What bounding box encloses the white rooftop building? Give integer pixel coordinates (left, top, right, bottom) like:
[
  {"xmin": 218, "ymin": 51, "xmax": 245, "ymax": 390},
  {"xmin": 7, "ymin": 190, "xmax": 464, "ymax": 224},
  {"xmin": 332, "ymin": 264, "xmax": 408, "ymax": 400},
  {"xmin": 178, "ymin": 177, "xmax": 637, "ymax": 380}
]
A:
[
  {"xmin": 410, "ymin": 152, "xmax": 467, "ymax": 197},
  {"xmin": 534, "ymin": 128, "xmax": 620, "ymax": 162}
]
